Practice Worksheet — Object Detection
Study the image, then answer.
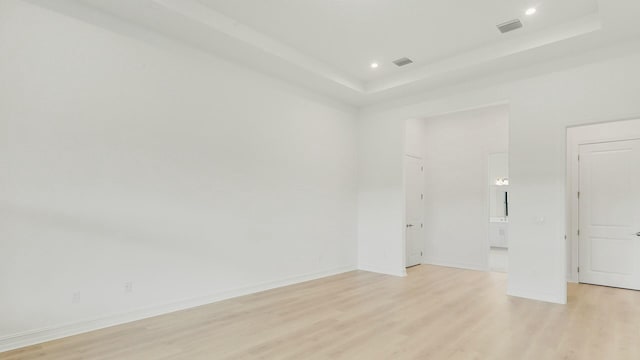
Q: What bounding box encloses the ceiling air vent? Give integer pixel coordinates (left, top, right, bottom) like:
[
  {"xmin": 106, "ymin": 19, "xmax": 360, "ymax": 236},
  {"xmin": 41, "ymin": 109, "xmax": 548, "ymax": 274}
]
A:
[
  {"xmin": 496, "ymin": 19, "xmax": 523, "ymax": 34},
  {"xmin": 392, "ymin": 57, "xmax": 414, "ymax": 67}
]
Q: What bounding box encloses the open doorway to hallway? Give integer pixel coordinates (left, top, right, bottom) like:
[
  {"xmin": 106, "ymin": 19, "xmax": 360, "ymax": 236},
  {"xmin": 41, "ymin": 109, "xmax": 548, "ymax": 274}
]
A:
[{"xmin": 404, "ymin": 104, "xmax": 509, "ymax": 273}]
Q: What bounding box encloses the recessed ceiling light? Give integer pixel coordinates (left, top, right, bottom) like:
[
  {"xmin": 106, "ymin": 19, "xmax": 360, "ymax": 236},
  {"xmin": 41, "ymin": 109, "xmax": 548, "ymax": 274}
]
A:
[
  {"xmin": 370, "ymin": 62, "xmax": 379, "ymax": 69},
  {"xmin": 526, "ymin": 7, "xmax": 537, "ymax": 16}
]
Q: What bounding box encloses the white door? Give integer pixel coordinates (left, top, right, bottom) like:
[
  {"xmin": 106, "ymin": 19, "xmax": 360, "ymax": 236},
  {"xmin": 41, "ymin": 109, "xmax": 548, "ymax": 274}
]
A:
[
  {"xmin": 579, "ymin": 139, "xmax": 640, "ymax": 289},
  {"xmin": 405, "ymin": 156, "xmax": 424, "ymax": 267}
]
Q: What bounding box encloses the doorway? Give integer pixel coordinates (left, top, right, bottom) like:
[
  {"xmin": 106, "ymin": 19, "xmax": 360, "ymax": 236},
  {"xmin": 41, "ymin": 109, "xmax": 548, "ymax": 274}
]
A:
[
  {"xmin": 578, "ymin": 139, "xmax": 640, "ymax": 289},
  {"xmin": 567, "ymin": 119, "xmax": 640, "ymax": 289},
  {"xmin": 488, "ymin": 152, "xmax": 509, "ymax": 273},
  {"xmin": 405, "ymin": 155, "xmax": 424, "ymax": 267},
  {"xmin": 403, "ymin": 104, "xmax": 509, "ymax": 272}
]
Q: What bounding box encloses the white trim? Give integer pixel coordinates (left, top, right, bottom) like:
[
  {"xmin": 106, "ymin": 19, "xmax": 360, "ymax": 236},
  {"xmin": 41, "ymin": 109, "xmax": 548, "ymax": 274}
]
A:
[
  {"xmin": 566, "ymin": 118, "xmax": 640, "ymax": 284},
  {"xmin": 404, "ymin": 154, "xmax": 423, "ymax": 160},
  {"xmin": 422, "ymin": 259, "xmax": 488, "ymax": 272},
  {"xmin": 358, "ymin": 264, "xmax": 407, "ymax": 277},
  {"xmin": 507, "ymin": 285, "xmax": 566, "ymax": 305},
  {"xmin": 0, "ymin": 265, "xmax": 356, "ymax": 353}
]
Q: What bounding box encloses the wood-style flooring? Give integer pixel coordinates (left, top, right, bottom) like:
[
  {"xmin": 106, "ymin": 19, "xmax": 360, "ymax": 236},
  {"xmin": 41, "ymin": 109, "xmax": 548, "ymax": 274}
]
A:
[{"xmin": 3, "ymin": 265, "xmax": 640, "ymax": 359}]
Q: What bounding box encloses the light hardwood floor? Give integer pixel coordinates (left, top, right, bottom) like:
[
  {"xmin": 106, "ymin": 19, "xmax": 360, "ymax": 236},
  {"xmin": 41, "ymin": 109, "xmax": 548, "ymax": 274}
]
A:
[{"xmin": 3, "ymin": 265, "xmax": 640, "ymax": 359}]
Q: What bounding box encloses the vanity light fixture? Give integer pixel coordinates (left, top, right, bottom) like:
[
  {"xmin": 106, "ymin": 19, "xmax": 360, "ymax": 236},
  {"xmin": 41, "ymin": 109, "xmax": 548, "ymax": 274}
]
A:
[{"xmin": 495, "ymin": 178, "xmax": 510, "ymax": 186}]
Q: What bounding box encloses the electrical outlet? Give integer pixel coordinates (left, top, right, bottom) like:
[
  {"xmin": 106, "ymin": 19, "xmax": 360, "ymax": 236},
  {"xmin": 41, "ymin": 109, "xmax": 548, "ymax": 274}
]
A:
[
  {"xmin": 124, "ymin": 282, "xmax": 133, "ymax": 293},
  {"xmin": 72, "ymin": 291, "xmax": 81, "ymax": 304}
]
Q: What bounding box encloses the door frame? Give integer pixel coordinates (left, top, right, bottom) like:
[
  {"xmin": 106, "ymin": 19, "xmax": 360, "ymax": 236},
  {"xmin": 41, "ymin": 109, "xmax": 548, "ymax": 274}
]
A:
[
  {"xmin": 566, "ymin": 118, "xmax": 640, "ymax": 283},
  {"xmin": 403, "ymin": 154, "xmax": 424, "ymax": 268}
]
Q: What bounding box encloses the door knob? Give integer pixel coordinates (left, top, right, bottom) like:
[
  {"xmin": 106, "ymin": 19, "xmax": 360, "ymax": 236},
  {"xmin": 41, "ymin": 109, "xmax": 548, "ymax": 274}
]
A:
[
  {"xmin": 406, "ymin": 224, "xmax": 414, "ymax": 228},
  {"xmin": 636, "ymin": 232, "xmax": 640, "ymax": 237}
]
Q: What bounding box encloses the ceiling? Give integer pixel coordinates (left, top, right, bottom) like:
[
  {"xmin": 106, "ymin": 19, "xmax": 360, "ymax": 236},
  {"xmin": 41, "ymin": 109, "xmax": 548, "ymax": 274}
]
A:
[
  {"xmin": 27, "ymin": 0, "xmax": 640, "ymax": 106},
  {"xmin": 198, "ymin": 0, "xmax": 599, "ymax": 81}
]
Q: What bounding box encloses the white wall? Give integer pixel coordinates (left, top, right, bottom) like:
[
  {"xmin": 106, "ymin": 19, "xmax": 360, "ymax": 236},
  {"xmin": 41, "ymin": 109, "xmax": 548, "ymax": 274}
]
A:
[
  {"xmin": 404, "ymin": 118, "xmax": 425, "ymax": 158},
  {"xmin": 357, "ymin": 115, "xmax": 406, "ymax": 276},
  {"xmin": 0, "ymin": 0, "xmax": 358, "ymax": 349},
  {"xmin": 420, "ymin": 106, "xmax": 508, "ymax": 271},
  {"xmin": 357, "ymin": 41, "xmax": 640, "ymax": 304}
]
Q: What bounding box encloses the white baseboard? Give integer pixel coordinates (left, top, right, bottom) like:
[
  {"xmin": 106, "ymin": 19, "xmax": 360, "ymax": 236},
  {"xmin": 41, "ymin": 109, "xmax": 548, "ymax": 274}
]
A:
[
  {"xmin": 422, "ymin": 258, "xmax": 487, "ymax": 272},
  {"xmin": 358, "ymin": 264, "xmax": 407, "ymax": 277},
  {"xmin": 0, "ymin": 265, "xmax": 357, "ymax": 353},
  {"xmin": 507, "ymin": 285, "xmax": 566, "ymax": 304}
]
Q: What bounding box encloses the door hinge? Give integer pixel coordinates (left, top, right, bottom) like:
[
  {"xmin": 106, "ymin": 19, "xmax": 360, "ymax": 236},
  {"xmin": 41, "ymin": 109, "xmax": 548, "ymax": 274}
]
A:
[
  {"xmin": 421, "ymin": 223, "xmax": 423, "ymax": 228},
  {"xmin": 577, "ymin": 191, "xmax": 580, "ymax": 199},
  {"xmin": 421, "ymin": 166, "xmax": 424, "ymax": 171},
  {"xmin": 421, "ymin": 251, "xmax": 423, "ymax": 256},
  {"xmin": 577, "ymin": 229, "xmax": 580, "ymax": 236},
  {"xmin": 578, "ymin": 155, "xmax": 580, "ymax": 161},
  {"xmin": 577, "ymin": 266, "xmax": 580, "ymax": 273},
  {"xmin": 421, "ymin": 194, "xmax": 424, "ymax": 200}
]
